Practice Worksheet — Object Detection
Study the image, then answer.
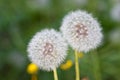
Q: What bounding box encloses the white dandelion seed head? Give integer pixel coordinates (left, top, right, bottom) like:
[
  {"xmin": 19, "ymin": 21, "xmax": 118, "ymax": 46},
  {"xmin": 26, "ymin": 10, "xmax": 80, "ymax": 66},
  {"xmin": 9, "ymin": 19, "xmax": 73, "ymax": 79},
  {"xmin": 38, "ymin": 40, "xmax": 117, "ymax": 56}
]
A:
[
  {"xmin": 27, "ymin": 0, "xmax": 51, "ymax": 10},
  {"xmin": 27, "ymin": 29, "xmax": 68, "ymax": 71},
  {"xmin": 110, "ymin": 3, "xmax": 120, "ymax": 22},
  {"xmin": 60, "ymin": 10, "xmax": 103, "ymax": 52},
  {"xmin": 63, "ymin": 0, "xmax": 88, "ymax": 7},
  {"xmin": 109, "ymin": 27, "xmax": 120, "ymax": 44}
]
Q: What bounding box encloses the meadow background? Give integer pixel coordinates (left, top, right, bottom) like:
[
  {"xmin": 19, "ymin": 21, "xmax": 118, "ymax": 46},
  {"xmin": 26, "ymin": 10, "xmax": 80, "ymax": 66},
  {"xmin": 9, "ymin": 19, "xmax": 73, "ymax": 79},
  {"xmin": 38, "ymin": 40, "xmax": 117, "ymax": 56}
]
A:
[{"xmin": 0, "ymin": 0, "xmax": 120, "ymax": 80}]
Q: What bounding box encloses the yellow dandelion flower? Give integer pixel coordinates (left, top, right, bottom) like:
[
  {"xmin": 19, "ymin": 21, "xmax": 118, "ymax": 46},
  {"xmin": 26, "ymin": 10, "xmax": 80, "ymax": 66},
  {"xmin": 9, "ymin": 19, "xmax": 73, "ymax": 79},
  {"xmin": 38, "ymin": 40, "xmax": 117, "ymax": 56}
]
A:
[
  {"xmin": 60, "ymin": 60, "xmax": 73, "ymax": 70},
  {"xmin": 78, "ymin": 52, "xmax": 84, "ymax": 58},
  {"xmin": 27, "ymin": 63, "xmax": 38, "ymax": 74}
]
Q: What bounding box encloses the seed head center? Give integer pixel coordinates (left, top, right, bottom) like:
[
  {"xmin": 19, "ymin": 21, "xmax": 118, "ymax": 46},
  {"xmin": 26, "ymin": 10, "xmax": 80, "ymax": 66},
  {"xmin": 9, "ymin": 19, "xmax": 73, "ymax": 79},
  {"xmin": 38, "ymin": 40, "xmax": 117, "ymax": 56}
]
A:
[
  {"xmin": 75, "ymin": 24, "xmax": 88, "ymax": 38},
  {"xmin": 43, "ymin": 42, "xmax": 54, "ymax": 57}
]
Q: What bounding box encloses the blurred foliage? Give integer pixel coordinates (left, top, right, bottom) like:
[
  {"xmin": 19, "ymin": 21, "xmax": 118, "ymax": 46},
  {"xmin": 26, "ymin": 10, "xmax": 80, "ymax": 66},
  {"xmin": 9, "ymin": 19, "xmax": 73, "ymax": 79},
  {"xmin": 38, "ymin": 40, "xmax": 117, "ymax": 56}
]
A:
[{"xmin": 0, "ymin": 0, "xmax": 120, "ymax": 80}]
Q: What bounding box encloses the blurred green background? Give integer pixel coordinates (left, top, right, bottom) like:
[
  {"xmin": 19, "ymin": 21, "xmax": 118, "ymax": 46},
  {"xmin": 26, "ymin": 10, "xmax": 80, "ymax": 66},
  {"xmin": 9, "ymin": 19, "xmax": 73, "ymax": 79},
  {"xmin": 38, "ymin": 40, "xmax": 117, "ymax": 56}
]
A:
[{"xmin": 0, "ymin": 0, "xmax": 120, "ymax": 80}]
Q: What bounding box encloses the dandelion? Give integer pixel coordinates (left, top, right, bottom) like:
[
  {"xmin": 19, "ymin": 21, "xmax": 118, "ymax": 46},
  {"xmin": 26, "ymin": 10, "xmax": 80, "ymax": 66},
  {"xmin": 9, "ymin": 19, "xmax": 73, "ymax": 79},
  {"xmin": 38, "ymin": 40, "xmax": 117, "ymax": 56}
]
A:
[
  {"xmin": 27, "ymin": 29, "xmax": 68, "ymax": 80},
  {"xmin": 110, "ymin": 3, "xmax": 120, "ymax": 22},
  {"xmin": 60, "ymin": 60, "xmax": 73, "ymax": 70},
  {"xmin": 109, "ymin": 27, "xmax": 120, "ymax": 44},
  {"xmin": 27, "ymin": 63, "xmax": 38, "ymax": 74},
  {"xmin": 60, "ymin": 10, "xmax": 103, "ymax": 80},
  {"xmin": 78, "ymin": 52, "xmax": 84, "ymax": 58},
  {"xmin": 27, "ymin": 0, "xmax": 50, "ymax": 10},
  {"xmin": 60, "ymin": 10, "xmax": 103, "ymax": 52},
  {"xmin": 63, "ymin": 0, "xmax": 88, "ymax": 7},
  {"xmin": 27, "ymin": 63, "xmax": 38, "ymax": 80}
]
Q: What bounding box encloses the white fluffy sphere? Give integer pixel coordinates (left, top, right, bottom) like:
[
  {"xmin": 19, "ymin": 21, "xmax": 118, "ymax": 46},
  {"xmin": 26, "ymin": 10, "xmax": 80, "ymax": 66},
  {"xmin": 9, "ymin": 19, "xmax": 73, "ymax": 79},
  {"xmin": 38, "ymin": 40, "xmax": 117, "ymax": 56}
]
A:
[
  {"xmin": 60, "ymin": 10, "xmax": 103, "ymax": 52},
  {"xmin": 27, "ymin": 29, "xmax": 68, "ymax": 71},
  {"xmin": 110, "ymin": 3, "xmax": 120, "ymax": 22}
]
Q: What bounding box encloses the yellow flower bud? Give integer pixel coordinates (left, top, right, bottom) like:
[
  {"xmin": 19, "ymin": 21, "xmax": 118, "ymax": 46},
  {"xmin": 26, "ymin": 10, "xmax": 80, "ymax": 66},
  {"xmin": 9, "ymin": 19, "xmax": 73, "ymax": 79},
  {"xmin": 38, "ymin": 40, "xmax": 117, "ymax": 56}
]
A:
[
  {"xmin": 27, "ymin": 63, "xmax": 38, "ymax": 74},
  {"xmin": 60, "ymin": 60, "xmax": 73, "ymax": 70},
  {"xmin": 78, "ymin": 52, "xmax": 84, "ymax": 58}
]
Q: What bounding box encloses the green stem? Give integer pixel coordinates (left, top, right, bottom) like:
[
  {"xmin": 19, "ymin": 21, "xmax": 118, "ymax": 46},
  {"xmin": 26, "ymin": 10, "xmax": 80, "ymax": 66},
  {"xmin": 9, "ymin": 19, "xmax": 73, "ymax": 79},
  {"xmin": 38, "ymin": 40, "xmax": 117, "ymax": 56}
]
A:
[
  {"xmin": 31, "ymin": 74, "xmax": 37, "ymax": 80},
  {"xmin": 53, "ymin": 68, "xmax": 58, "ymax": 80},
  {"xmin": 75, "ymin": 50, "xmax": 80, "ymax": 80}
]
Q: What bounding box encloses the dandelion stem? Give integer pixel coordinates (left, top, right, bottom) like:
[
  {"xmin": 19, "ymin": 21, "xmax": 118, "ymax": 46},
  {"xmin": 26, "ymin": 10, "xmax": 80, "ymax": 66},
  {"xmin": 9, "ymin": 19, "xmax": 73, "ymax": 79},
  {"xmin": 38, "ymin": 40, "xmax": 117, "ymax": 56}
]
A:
[
  {"xmin": 53, "ymin": 68, "xmax": 58, "ymax": 80},
  {"xmin": 75, "ymin": 50, "xmax": 80, "ymax": 80},
  {"xmin": 31, "ymin": 74, "xmax": 37, "ymax": 80}
]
